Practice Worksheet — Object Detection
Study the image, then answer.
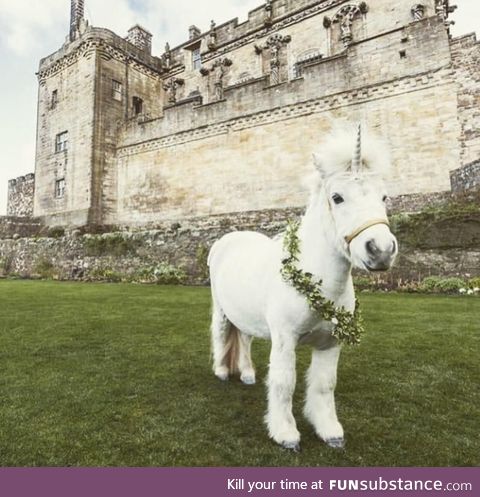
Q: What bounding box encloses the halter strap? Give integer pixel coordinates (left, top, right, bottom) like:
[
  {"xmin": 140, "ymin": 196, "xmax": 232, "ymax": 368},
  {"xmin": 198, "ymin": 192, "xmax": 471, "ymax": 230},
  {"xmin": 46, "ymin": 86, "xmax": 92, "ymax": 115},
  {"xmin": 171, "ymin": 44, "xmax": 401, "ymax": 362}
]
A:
[{"xmin": 345, "ymin": 219, "xmax": 390, "ymax": 245}]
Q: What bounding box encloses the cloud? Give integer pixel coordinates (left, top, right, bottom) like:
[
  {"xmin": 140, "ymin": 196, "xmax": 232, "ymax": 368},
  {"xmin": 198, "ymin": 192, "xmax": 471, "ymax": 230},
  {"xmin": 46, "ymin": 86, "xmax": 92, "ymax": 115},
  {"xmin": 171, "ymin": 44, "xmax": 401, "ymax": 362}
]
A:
[
  {"xmin": 0, "ymin": 0, "xmax": 261, "ymax": 56},
  {"xmin": 0, "ymin": 0, "xmax": 66, "ymax": 56},
  {"xmin": 84, "ymin": 1, "xmax": 139, "ymax": 38}
]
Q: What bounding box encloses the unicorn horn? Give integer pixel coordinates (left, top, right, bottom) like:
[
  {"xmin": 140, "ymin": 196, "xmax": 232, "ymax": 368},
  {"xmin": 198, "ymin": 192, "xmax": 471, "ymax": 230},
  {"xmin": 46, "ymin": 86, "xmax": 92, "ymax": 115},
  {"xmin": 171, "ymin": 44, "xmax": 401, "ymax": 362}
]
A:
[{"xmin": 352, "ymin": 124, "xmax": 362, "ymax": 173}]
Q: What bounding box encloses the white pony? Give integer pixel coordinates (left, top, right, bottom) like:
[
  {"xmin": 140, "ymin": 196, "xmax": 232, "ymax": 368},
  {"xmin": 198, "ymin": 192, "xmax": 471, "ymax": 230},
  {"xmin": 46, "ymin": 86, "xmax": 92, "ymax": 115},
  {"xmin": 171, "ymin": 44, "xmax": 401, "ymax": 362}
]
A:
[{"xmin": 208, "ymin": 124, "xmax": 398, "ymax": 451}]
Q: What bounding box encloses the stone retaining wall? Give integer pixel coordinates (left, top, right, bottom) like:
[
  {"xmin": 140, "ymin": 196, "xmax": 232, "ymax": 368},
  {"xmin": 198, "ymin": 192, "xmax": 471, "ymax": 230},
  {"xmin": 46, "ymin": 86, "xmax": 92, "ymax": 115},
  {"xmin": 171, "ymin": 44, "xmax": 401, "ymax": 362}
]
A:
[
  {"xmin": 0, "ymin": 216, "xmax": 42, "ymax": 239},
  {"xmin": 1, "ymin": 204, "xmax": 479, "ymax": 284}
]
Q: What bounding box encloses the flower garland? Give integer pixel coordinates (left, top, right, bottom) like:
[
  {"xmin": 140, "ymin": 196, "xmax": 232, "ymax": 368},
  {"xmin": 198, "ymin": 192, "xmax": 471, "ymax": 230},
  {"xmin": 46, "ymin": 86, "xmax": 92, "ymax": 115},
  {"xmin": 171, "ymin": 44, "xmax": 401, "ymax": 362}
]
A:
[{"xmin": 280, "ymin": 220, "xmax": 364, "ymax": 346}]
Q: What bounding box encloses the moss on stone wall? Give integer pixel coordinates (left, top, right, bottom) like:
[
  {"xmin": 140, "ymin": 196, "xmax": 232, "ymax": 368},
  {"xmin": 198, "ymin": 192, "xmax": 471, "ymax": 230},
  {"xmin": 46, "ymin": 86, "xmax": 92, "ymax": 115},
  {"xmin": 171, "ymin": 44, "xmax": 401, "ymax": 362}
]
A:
[
  {"xmin": 1, "ymin": 198, "xmax": 479, "ymax": 285},
  {"xmin": 391, "ymin": 194, "xmax": 480, "ymax": 250}
]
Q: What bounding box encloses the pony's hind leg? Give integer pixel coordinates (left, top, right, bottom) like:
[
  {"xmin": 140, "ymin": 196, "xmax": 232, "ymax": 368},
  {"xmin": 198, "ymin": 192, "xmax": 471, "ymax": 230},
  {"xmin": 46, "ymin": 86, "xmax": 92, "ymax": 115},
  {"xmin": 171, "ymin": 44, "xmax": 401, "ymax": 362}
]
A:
[
  {"xmin": 238, "ymin": 332, "xmax": 256, "ymax": 385},
  {"xmin": 210, "ymin": 302, "xmax": 232, "ymax": 381}
]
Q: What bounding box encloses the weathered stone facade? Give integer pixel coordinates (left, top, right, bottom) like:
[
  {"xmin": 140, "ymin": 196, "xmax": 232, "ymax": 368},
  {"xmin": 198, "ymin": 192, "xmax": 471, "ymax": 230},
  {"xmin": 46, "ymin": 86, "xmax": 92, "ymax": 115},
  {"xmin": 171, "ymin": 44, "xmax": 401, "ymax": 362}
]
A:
[
  {"xmin": 7, "ymin": 174, "xmax": 35, "ymax": 217},
  {"xmin": 6, "ymin": 0, "xmax": 479, "ymax": 228},
  {"xmin": 450, "ymin": 160, "xmax": 480, "ymax": 192},
  {"xmin": 451, "ymin": 34, "xmax": 480, "ymax": 167}
]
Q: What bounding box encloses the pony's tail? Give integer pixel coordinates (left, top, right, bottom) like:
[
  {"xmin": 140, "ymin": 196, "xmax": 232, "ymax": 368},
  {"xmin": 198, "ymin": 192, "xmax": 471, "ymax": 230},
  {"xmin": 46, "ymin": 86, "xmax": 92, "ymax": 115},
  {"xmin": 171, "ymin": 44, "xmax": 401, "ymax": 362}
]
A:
[{"xmin": 224, "ymin": 326, "xmax": 241, "ymax": 374}]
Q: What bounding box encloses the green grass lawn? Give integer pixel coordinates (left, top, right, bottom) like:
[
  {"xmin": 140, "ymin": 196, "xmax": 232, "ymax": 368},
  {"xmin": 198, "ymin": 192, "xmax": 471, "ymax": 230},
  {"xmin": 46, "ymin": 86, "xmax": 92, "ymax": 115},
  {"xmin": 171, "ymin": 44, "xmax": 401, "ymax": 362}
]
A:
[{"xmin": 0, "ymin": 280, "xmax": 479, "ymax": 467}]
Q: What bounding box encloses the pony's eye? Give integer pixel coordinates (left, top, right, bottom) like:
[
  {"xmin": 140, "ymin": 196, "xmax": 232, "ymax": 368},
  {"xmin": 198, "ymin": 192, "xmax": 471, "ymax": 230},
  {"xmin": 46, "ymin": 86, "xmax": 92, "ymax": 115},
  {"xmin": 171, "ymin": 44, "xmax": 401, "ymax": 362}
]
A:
[
  {"xmin": 382, "ymin": 195, "xmax": 388, "ymax": 202},
  {"xmin": 332, "ymin": 194, "xmax": 344, "ymax": 205}
]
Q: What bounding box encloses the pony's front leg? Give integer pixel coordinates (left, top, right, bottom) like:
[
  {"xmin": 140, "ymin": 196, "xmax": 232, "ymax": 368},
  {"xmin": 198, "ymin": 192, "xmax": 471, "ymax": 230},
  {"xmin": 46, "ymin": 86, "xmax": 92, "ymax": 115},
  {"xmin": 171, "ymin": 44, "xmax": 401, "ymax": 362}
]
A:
[
  {"xmin": 304, "ymin": 345, "xmax": 344, "ymax": 449},
  {"xmin": 266, "ymin": 331, "xmax": 300, "ymax": 451}
]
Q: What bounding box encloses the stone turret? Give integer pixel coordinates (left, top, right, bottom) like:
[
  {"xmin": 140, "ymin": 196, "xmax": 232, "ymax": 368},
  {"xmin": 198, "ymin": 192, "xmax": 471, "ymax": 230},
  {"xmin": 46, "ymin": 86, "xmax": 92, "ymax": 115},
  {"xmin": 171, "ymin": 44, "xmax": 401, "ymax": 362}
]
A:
[
  {"xmin": 70, "ymin": 0, "xmax": 85, "ymax": 41},
  {"xmin": 127, "ymin": 25, "xmax": 153, "ymax": 55}
]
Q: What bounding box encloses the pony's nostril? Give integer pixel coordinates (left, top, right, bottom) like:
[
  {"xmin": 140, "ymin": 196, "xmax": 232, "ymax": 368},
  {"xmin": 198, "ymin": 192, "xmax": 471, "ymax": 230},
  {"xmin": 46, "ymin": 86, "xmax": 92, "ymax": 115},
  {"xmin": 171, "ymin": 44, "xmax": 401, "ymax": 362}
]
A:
[
  {"xmin": 391, "ymin": 240, "xmax": 397, "ymax": 254},
  {"xmin": 366, "ymin": 240, "xmax": 378, "ymax": 256}
]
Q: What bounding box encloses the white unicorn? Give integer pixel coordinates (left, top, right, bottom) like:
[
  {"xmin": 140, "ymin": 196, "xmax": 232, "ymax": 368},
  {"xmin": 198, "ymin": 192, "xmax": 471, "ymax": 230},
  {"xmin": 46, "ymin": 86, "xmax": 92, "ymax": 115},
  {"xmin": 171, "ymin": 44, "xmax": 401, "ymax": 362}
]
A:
[{"xmin": 208, "ymin": 124, "xmax": 398, "ymax": 451}]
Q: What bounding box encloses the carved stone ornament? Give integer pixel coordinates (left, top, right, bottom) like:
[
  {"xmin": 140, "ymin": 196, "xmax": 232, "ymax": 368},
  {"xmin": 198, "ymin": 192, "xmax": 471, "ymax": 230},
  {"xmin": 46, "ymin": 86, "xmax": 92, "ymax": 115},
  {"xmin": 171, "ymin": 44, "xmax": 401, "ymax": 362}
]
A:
[
  {"xmin": 163, "ymin": 78, "xmax": 184, "ymax": 105},
  {"xmin": 264, "ymin": 0, "xmax": 273, "ymax": 27},
  {"xmin": 256, "ymin": 34, "xmax": 292, "ymax": 85},
  {"xmin": 200, "ymin": 57, "xmax": 233, "ymax": 76},
  {"xmin": 332, "ymin": 2, "xmax": 369, "ymax": 48},
  {"xmin": 200, "ymin": 58, "xmax": 233, "ymax": 101},
  {"xmin": 208, "ymin": 20, "xmax": 217, "ymax": 51},
  {"xmin": 162, "ymin": 42, "xmax": 172, "ymax": 68},
  {"xmin": 411, "ymin": 4, "xmax": 426, "ymax": 21},
  {"xmin": 435, "ymin": 0, "xmax": 457, "ymax": 27}
]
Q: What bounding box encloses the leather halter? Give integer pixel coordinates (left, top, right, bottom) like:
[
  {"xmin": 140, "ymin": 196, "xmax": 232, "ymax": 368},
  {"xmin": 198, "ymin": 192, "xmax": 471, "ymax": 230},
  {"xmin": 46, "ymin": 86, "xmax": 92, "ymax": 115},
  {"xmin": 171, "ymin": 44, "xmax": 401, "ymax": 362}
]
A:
[{"xmin": 345, "ymin": 219, "xmax": 390, "ymax": 245}]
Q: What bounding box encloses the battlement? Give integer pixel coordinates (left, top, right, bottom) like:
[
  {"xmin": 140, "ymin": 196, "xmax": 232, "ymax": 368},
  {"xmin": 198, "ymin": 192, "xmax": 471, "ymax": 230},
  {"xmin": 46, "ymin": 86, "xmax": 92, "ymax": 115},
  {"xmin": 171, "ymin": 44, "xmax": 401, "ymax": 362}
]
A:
[
  {"xmin": 8, "ymin": 174, "xmax": 35, "ymax": 187},
  {"xmin": 38, "ymin": 26, "xmax": 163, "ymax": 81},
  {"xmin": 166, "ymin": 0, "xmax": 327, "ymax": 58},
  {"xmin": 162, "ymin": 0, "xmax": 445, "ymax": 70},
  {"xmin": 119, "ymin": 16, "xmax": 451, "ymax": 150},
  {"xmin": 7, "ymin": 174, "xmax": 35, "ymax": 218}
]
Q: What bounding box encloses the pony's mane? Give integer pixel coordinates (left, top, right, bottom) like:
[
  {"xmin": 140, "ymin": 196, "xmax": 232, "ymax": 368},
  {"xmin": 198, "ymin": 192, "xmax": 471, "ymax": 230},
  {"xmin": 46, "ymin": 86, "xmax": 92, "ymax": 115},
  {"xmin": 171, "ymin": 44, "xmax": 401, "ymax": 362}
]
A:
[{"xmin": 312, "ymin": 124, "xmax": 392, "ymax": 178}]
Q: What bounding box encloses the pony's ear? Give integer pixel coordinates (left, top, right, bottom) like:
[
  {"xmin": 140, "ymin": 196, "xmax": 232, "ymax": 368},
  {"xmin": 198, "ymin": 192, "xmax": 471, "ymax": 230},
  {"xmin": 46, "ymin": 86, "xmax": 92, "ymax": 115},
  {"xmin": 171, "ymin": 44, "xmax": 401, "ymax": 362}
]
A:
[{"xmin": 312, "ymin": 153, "xmax": 327, "ymax": 179}]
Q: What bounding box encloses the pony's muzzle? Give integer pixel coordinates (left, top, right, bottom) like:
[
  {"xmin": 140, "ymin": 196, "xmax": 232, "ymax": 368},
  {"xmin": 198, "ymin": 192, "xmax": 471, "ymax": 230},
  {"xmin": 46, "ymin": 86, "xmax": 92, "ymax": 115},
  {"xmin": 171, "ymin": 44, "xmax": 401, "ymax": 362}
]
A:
[{"xmin": 365, "ymin": 238, "xmax": 397, "ymax": 271}]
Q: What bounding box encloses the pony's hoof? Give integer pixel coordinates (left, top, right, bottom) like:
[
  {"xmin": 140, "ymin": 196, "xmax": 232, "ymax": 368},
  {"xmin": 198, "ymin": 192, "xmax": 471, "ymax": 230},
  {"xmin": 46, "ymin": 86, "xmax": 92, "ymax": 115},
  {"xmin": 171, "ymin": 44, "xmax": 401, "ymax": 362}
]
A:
[
  {"xmin": 214, "ymin": 366, "xmax": 229, "ymax": 382},
  {"xmin": 325, "ymin": 437, "xmax": 345, "ymax": 449},
  {"xmin": 215, "ymin": 372, "xmax": 229, "ymax": 382},
  {"xmin": 241, "ymin": 375, "xmax": 256, "ymax": 385},
  {"xmin": 281, "ymin": 441, "xmax": 301, "ymax": 452}
]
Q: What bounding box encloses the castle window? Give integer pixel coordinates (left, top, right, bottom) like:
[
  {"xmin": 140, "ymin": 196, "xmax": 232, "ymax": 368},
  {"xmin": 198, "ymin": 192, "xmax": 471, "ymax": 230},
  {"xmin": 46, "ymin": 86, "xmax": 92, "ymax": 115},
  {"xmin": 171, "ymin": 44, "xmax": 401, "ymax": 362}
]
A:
[
  {"xmin": 192, "ymin": 48, "xmax": 202, "ymax": 70},
  {"xmin": 133, "ymin": 96, "xmax": 143, "ymax": 115},
  {"xmin": 51, "ymin": 90, "xmax": 58, "ymax": 109},
  {"xmin": 112, "ymin": 80, "xmax": 123, "ymax": 101},
  {"xmin": 55, "ymin": 131, "xmax": 68, "ymax": 153},
  {"xmin": 399, "ymin": 50, "xmax": 407, "ymax": 59},
  {"xmin": 55, "ymin": 178, "xmax": 66, "ymax": 198}
]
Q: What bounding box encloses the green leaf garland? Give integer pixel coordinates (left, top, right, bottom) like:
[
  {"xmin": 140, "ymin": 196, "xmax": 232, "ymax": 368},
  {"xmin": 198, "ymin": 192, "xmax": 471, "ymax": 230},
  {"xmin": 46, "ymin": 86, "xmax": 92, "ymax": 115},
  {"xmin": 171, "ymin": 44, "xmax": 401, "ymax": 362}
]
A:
[{"xmin": 280, "ymin": 220, "xmax": 364, "ymax": 346}]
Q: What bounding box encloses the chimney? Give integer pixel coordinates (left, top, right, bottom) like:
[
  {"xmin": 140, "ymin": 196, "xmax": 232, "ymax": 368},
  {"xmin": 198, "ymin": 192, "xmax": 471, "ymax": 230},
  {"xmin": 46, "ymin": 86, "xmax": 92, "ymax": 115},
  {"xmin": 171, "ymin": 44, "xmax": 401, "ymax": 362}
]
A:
[
  {"xmin": 70, "ymin": 0, "xmax": 85, "ymax": 41},
  {"xmin": 127, "ymin": 25, "xmax": 153, "ymax": 55},
  {"xmin": 189, "ymin": 25, "xmax": 201, "ymax": 40}
]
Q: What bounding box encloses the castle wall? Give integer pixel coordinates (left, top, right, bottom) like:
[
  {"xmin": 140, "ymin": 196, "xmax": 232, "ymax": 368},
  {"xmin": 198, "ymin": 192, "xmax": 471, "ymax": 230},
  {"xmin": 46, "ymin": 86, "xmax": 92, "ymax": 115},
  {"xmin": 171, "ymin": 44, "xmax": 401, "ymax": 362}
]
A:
[
  {"xmin": 34, "ymin": 52, "xmax": 97, "ymax": 226},
  {"xmin": 127, "ymin": 16, "xmax": 451, "ymax": 148},
  {"xmin": 450, "ymin": 160, "xmax": 480, "ymax": 192},
  {"xmin": 451, "ymin": 33, "xmax": 480, "ymax": 166},
  {"xmin": 112, "ymin": 16, "xmax": 459, "ymax": 225},
  {"xmin": 168, "ymin": 0, "xmax": 438, "ymax": 103},
  {"xmin": 34, "ymin": 27, "xmax": 164, "ymax": 227},
  {"xmin": 7, "ymin": 174, "xmax": 35, "ymax": 217},
  {"xmin": 29, "ymin": 0, "xmax": 471, "ymax": 228},
  {"xmin": 91, "ymin": 52, "xmax": 164, "ymax": 225}
]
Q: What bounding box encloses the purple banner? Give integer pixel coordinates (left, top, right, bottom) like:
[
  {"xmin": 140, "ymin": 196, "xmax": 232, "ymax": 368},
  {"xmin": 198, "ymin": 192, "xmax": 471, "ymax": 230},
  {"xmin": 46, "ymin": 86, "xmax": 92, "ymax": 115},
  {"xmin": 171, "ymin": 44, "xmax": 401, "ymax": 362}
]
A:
[{"xmin": 0, "ymin": 467, "xmax": 478, "ymax": 497}]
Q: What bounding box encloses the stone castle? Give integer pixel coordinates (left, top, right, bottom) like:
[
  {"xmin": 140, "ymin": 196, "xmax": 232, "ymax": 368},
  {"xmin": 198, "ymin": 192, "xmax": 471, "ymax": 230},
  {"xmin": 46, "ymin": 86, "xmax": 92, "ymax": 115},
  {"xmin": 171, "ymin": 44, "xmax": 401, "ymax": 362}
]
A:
[{"xmin": 6, "ymin": 0, "xmax": 480, "ymax": 227}]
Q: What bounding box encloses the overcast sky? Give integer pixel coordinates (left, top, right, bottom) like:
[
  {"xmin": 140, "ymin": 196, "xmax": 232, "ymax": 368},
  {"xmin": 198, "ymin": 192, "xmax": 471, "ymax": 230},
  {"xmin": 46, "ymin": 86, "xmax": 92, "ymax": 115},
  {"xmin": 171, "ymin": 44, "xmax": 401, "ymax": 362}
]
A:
[{"xmin": 0, "ymin": 0, "xmax": 478, "ymax": 214}]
